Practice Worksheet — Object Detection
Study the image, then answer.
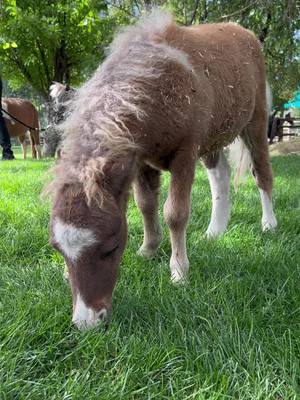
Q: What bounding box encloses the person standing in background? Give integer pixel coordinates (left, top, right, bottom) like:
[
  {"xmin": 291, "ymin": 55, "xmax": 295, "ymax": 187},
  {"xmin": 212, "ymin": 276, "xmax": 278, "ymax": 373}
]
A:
[{"xmin": 0, "ymin": 76, "xmax": 14, "ymax": 160}]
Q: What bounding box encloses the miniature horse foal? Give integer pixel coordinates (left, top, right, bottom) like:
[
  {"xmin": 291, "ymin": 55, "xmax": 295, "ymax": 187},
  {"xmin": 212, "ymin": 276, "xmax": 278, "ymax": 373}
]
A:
[{"xmin": 48, "ymin": 12, "xmax": 277, "ymax": 330}]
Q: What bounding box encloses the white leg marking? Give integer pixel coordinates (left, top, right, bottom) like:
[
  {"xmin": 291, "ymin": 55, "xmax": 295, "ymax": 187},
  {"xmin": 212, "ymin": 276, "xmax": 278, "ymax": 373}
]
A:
[
  {"xmin": 21, "ymin": 143, "xmax": 27, "ymax": 160},
  {"xmin": 53, "ymin": 218, "xmax": 97, "ymax": 261},
  {"xmin": 206, "ymin": 153, "xmax": 231, "ymax": 238},
  {"xmin": 259, "ymin": 189, "xmax": 277, "ymax": 231},
  {"xmin": 72, "ymin": 293, "xmax": 107, "ymax": 331},
  {"xmin": 169, "ymin": 230, "xmax": 189, "ymax": 284}
]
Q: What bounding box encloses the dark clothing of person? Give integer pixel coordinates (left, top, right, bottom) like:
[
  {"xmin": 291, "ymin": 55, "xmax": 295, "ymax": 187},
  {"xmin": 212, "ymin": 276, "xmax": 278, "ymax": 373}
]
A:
[{"xmin": 0, "ymin": 77, "xmax": 14, "ymax": 159}]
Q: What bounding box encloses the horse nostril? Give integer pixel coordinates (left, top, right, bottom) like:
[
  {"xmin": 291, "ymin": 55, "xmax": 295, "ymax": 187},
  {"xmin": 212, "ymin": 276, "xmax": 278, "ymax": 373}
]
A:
[{"xmin": 97, "ymin": 309, "xmax": 107, "ymax": 321}]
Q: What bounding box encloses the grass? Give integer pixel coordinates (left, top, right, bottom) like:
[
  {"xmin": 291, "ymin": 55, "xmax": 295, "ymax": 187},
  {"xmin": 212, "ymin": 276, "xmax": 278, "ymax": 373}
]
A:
[{"xmin": 0, "ymin": 147, "xmax": 299, "ymax": 399}]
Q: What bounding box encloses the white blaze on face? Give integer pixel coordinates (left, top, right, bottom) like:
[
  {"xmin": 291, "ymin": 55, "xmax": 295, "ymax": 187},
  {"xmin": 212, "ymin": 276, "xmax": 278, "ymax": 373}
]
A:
[
  {"xmin": 53, "ymin": 217, "xmax": 97, "ymax": 261},
  {"xmin": 72, "ymin": 293, "xmax": 107, "ymax": 330}
]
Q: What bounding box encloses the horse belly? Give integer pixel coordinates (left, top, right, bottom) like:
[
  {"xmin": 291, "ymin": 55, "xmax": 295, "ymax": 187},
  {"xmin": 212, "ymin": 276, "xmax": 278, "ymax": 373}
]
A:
[
  {"xmin": 4, "ymin": 118, "xmax": 26, "ymax": 138},
  {"xmin": 144, "ymin": 154, "xmax": 174, "ymax": 171}
]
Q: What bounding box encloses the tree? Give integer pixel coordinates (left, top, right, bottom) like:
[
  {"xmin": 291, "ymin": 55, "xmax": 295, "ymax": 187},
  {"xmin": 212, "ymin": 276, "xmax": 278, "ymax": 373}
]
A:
[
  {"xmin": 214, "ymin": 0, "xmax": 300, "ymax": 111},
  {"xmin": 0, "ymin": 0, "xmax": 115, "ymax": 105},
  {"xmin": 108, "ymin": 0, "xmax": 300, "ymax": 110},
  {"xmin": 1, "ymin": 0, "xmax": 299, "ymax": 112}
]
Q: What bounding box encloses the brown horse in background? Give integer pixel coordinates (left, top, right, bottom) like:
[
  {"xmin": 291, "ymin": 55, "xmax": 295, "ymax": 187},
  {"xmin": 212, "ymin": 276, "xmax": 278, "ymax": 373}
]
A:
[{"xmin": 2, "ymin": 98, "xmax": 41, "ymax": 159}]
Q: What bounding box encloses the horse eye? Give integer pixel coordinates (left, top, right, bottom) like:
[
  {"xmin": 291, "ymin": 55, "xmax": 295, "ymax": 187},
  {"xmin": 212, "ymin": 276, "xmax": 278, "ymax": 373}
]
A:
[{"xmin": 102, "ymin": 245, "xmax": 119, "ymax": 258}]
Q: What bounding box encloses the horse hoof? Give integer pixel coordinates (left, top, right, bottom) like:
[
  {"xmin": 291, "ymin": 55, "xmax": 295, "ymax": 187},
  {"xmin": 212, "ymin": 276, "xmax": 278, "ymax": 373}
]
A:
[
  {"xmin": 63, "ymin": 272, "xmax": 69, "ymax": 282},
  {"xmin": 205, "ymin": 229, "xmax": 217, "ymax": 239},
  {"xmin": 63, "ymin": 264, "xmax": 69, "ymax": 282},
  {"xmin": 171, "ymin": 271, "xmax": 187, "ymax": 286},
  {"xmin": 137, "ymin": 246, "xmax": 157, "ymax": 259},
  {"xmin": 262, "ymin": 216, "xmax": 277, "ymax": 232},
  {"xmin": 205, "ymin": 228, "xmax": 222, "ymax": 239}
]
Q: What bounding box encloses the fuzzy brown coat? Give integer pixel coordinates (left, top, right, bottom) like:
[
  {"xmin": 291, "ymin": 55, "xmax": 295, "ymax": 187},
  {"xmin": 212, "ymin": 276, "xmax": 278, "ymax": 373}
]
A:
[
  {"xmin": 130, "ymin": 22, "xmax": 267, "ymax": 170},
  {"xmin": 49, "ymin": 13, "xmax": 274, "ymax": 328}
]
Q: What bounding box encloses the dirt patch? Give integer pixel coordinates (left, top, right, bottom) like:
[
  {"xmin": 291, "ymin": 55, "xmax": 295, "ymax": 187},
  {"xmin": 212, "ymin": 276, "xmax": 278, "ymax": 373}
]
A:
[{"xmin": 269, "ymin": 137, "xmax": 300, "ymax": 156}]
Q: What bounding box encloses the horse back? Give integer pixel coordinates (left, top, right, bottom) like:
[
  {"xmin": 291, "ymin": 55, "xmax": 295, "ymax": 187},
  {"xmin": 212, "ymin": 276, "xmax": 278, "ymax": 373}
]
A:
[
  {"xmin": 162, "ymin": 22, "xmax": 266, "ymax": 150},
  {"xmin": 2, "ymin": 98, "xmax": 40, "ymax": 138}
]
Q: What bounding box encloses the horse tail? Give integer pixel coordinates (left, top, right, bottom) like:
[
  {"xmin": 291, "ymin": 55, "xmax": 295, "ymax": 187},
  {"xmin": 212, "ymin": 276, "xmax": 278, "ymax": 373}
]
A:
[
  {"xmin": 265, "ymin": 80, "xmax": 272, "ymax": 115},
  {"xmin": 228, "ymin": 138, "xmax": 251, "ymax": 191},
  {"xmin": 228, "ymin": 80, "xmax": 271, "ymax": 191}
]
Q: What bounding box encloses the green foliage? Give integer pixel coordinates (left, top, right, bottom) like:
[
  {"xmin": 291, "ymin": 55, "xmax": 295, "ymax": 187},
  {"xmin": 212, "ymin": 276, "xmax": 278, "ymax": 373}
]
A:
[
  {"xmin": 0, "ymin": 0, "xmax": 299, "ymax": 109},
  {"xmin": 109, "ymin": 0, "xmax": 300, "ymax": 110},
  {"xmin": 0, "ymin": 0, "xmax": 116, "ymax": 99}
]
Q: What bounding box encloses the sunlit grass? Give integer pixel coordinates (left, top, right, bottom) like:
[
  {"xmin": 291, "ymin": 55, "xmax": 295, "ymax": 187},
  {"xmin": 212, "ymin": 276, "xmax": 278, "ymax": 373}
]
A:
[{"xmin": 0, "ymin": 149, "xmax": 299, "ymax": 399}]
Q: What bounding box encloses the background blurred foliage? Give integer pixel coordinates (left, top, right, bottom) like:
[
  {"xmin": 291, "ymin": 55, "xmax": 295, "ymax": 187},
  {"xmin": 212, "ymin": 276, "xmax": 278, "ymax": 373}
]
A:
[{"xmin": 0, "ymin": 0, "xmax": 299, "ymax": 112}]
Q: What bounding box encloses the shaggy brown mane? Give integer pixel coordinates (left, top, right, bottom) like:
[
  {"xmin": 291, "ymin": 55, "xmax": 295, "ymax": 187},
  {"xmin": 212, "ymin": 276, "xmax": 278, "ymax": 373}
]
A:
[{"xmin": 47, "ymin": 10, "xmax": 193, "ymax": 205}]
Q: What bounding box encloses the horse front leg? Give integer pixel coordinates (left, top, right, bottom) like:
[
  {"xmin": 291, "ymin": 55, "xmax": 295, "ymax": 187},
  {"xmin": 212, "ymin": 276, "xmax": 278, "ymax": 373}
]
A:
[
  {"xmin": 21, "ymin": 142, "xmax": 27, "ymax": 160},
  {"xmin": 35, "ymin": 145, "xmax": 42, "ymax": 159},
  {"xmin": 133, "ymin": 164, "xmax": 162, "ymax": 258},
  {"xmin": 31, "ymin": 144, "xmax": 37, "ymax": 159},
  {"xmin": 164, "ymin": 150, "xmax": 196, "ymax": 283}
]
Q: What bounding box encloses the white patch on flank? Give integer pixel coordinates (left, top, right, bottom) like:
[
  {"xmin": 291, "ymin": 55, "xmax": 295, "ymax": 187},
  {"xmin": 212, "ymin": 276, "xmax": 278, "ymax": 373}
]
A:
[
  {"xmin": 259, "ymin": 189, "xmax": 277, "ymax": 231},
  {"xmin": 72, "ymin": 293, "xmax": 107, "ymax": 330},
  {"xmin": 1, "ymin": 103, "xmax": 15, "ymax": 125},
  {"xmin": 206, "ymin": 153, "xmax": 231, "ymax": 238},
  {"xmin": 53, "ymin": 218, "xmax": 97, "ymax": 261}
]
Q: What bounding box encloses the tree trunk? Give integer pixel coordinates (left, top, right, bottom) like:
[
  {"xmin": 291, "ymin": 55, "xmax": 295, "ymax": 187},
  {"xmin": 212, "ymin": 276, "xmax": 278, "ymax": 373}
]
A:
[{"xmin": 144, "ymin": 0, "xmax": 152, "ymax": 13}]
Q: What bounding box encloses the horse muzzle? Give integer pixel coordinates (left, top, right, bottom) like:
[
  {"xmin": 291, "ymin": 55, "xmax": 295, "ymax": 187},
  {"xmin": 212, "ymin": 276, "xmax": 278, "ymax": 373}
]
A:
[{"xmin": 72, "ymin": 294, "xmax": 110, "ymax": 331}]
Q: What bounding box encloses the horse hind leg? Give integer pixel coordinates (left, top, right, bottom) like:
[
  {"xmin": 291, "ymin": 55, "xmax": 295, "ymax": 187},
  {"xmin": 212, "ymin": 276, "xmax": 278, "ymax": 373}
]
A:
[
  {"xmin": 133, "ymin": 164, "xmax": 162, "ymax": 258},
  {"xmin": 19, "ymin": 135, "xmax": 26, "ymax": 160},
  {"xmin": 202, "ymin": 150, "xmax": 231, "ymax": 238},
  {"xmin": 29, "ymin": 131, "xmax": 37, "ymax": 159},
  {"xmin": 21, "ymin": 142, "xmax": 27, "ymax": 160},
  {"xmin": 30, "ymin": 129, "xmax": 42, "ymax": 159},
  {"xmin": 241, "ymin": 110, "xmax": 277, "ymax": 231}
]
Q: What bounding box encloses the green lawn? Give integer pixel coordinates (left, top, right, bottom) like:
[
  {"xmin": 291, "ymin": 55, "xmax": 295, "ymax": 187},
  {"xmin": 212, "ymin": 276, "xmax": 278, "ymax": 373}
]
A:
[{"xmin": 0, "ymin": 148, "xmax": 299, "ymax": 399}]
